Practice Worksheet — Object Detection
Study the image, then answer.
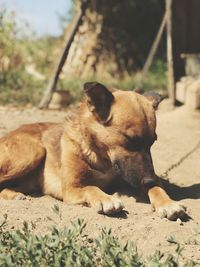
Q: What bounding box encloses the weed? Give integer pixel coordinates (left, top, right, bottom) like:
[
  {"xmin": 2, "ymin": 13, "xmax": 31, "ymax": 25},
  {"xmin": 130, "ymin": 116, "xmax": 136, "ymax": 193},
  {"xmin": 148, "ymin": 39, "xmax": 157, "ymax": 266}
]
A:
[{"xmin": 0, "ymin": 213, "xmax": 197, "ymax": 267}]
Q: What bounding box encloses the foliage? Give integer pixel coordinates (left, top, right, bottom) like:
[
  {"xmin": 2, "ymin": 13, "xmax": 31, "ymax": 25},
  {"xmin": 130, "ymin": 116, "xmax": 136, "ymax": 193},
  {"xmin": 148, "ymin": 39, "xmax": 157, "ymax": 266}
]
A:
[
  {"xmin": 0, "ymin": 3, "xmax": 167, "ymax": 106},
  {"xmin": 140, "ymin": 59, "xmax": 167, "ymax": 92},
  {"xmin": 0, "ymin": 9, "xmax": 60, "ymax": 106},
  {"xmin": 57, "ymin": 59, "xmax": 167, "ymax": 102},
  {"xmin": 0, "ymin": 209, "xmax": 197, "ymax": 267}
]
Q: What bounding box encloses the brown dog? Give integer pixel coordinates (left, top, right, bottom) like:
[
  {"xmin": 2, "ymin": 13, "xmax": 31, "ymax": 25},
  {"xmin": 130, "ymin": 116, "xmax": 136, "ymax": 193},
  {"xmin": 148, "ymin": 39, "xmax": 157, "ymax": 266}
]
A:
[{"xmin": 0, "ymin": 82, "xmax": 186, "ymax": 220}]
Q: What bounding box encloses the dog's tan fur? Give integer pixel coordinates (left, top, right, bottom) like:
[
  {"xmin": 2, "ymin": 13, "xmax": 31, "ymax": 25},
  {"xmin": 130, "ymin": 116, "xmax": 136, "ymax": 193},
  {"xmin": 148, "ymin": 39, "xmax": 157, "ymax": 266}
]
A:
[{"xmin": 0, "ymin": 82, "xmax": 186, "ymax": 220}]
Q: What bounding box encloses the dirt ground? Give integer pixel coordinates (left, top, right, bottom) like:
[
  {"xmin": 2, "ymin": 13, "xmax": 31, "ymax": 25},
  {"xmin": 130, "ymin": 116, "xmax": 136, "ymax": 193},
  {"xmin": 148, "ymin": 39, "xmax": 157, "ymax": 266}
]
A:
[{"xmin": 0, "ymin": 101, "xmax": 200, "ymax": 263}]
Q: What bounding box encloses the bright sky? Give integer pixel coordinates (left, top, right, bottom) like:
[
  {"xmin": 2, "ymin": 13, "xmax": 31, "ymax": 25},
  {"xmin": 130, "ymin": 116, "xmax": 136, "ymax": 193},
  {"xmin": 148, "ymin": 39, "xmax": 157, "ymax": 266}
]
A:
[{"xmin": 0, "ymin": 0, "xmax": 71, "ymax": 36}]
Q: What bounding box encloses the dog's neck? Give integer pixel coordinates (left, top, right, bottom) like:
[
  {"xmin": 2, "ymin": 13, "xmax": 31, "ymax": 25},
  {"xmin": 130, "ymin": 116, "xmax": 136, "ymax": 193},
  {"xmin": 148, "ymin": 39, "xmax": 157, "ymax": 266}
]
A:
[{"xmin": 64, "ymin": 110, "xmax": 111, "ymax": 172}]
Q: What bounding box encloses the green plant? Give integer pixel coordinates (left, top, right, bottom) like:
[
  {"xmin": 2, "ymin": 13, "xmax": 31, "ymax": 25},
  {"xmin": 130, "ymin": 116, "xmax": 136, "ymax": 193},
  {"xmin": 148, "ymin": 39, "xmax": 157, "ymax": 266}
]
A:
[
  {"xmin": 0, "ymin": 211, "xmax": 197, "ymax": 267},
  {"xmin": 56, "ymin": 59, "xmax": 167, "ymax": 104},
  {"xmin": 0, "ymin": 9, "xmax": 60, "ymax": 106},
  {"xmin": 141, "ymin": 59, "xmax": 167, "ymax": 92}
]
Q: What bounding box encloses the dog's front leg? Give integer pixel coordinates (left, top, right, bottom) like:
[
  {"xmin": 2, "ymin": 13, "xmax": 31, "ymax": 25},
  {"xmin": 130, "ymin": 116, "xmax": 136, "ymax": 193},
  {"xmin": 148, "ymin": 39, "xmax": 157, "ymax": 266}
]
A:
[
  {"xmin": 148, "ymin": 186, "xmax": 187, "ymax": 220},
  {"xmin": 63, "ymin": 185, "xmax": 124, "ymax": 215},
  {"xmin": 61, "ymin": 148, "xmax": 124, "ymax": 215}
]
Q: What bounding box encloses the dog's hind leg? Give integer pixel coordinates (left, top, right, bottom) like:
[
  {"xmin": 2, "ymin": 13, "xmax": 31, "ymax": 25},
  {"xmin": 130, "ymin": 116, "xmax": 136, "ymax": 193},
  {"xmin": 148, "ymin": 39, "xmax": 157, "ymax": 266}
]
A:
[
  {"xmin": 0, "ymin": 133, "xmax": 46, "ymax": 199},
  {"xmin": 0, "ymin": 188, "xmax": 26, "ymax": 200}
]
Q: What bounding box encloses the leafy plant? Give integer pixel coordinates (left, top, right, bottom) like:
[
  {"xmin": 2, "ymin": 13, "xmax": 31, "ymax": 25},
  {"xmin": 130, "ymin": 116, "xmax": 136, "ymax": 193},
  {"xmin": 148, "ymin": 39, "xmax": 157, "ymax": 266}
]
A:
[
  {"xmin": 0, "ymin": 9, "xmax": 60, "ymax": 106},
  {"xmin": 0, "ymin": 212, "xmax": 197, "ymax": 267}
]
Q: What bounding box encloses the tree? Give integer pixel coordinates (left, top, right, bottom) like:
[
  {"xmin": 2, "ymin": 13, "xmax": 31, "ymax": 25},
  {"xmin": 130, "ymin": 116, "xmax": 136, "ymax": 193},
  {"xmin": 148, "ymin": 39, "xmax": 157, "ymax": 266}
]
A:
[
  {"xmin": 63, "ymin": 0, "xmax": 165, "ymax": 78},
  {"xmin": 39, "ymin": 0, "xmax": 165, "ymax": 108}
]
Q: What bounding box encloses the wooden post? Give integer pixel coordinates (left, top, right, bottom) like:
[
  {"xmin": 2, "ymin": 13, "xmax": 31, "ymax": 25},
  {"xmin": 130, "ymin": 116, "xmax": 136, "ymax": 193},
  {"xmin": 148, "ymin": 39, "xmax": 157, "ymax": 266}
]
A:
[
  {"xmin": 166, "ymin": 0, "xmax": 175, "ymax": 105},
  {"xmin": 39, "ymin": 0, "xmax": 88, "ymax": 109},
  {"xmin": 136, "ymin": 11, "xmax": 167, "ymax": 91}
]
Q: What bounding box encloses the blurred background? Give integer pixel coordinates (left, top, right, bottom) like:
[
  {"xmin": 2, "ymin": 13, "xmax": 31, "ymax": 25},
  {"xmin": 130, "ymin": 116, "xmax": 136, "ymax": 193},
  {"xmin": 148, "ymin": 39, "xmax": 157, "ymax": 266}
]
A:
[
  {"xmin": 0, "ymin": 0, "xmax": 167, "ymax": 106},
  {"xmin": 0, "ymin": 0, "xmax": 200, "ymax": 109}
]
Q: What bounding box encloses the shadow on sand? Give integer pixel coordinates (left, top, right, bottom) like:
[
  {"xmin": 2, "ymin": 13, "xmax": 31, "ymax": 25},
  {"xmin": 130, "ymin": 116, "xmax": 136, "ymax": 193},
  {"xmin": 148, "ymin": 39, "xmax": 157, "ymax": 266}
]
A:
[
  {"xmin": 112, "ymin": 176, "xmax": 200, "ymax": 202},
  {"xmin": 108, "ymin": 177, "xmax": 199, "ymax": 220},
  {"xmin": 160, "ymin": 176, "xmax": 200, "ymax": 201}
]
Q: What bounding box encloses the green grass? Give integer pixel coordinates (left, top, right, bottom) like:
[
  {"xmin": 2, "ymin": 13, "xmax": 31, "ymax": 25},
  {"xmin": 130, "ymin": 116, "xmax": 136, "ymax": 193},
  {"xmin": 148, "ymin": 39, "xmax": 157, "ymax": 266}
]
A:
[
  {"xmin": 0, "ymin": 62, "xmax": 167, "ymax": 107},
  {"xmin": 0, "ymin": 205, "xmax": 197, "ymax": 267},
  {"xmin": 55, "ymin": 59, "xmax": 167, "ymax": 105}
]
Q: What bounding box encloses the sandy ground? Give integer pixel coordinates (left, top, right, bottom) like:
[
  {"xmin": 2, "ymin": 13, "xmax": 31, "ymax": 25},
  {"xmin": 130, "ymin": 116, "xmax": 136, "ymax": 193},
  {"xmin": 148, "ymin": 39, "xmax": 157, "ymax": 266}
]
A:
[{"xmin": 0, "ymin": 101, "xmax": 200, "ymax": 263}]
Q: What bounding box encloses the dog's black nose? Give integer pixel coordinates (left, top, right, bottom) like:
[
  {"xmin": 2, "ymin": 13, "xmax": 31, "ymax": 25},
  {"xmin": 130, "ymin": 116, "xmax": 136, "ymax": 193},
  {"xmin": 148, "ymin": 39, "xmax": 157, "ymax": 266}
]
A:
[{"xmin": 142, "ymin": 177, "xmax": 158, "ymax": 190}]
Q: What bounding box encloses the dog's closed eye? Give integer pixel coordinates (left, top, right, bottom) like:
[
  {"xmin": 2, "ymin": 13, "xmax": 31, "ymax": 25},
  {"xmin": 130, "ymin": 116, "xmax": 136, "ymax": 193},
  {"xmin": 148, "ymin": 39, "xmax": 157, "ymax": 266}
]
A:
[
  {"xmin": 124, "ymin": 134, "xmax": 143, "ymax": 151},
  {"xmin": 123, "ymin": 134, "xmax": 157, "ymax": 151}
]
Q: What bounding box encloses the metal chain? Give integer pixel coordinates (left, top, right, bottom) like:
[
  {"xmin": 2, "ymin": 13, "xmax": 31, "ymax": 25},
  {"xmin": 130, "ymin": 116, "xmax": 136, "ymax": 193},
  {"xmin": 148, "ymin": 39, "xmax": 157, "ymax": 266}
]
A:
[{"xmin": 161, "ymin": 139, "xmax": 200, "ymax": 178}]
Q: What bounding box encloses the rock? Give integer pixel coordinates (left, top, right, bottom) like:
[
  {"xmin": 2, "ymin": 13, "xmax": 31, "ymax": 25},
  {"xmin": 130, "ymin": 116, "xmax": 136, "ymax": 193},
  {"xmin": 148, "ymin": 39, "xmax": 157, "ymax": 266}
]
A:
[
  {"xmin": 176, "ymin": 76, "xmax": 195, "ymax": 103},
  {"xmin": 49, "ymin": 90, "xmax": 72, "ymax": 109},
  {"xmin": 176, "ymin": 218, "xmax": 183, "ymax": 225},
  {"xmin": 186, "ymin": 80, "xmax": 200, "ymax": 109}
]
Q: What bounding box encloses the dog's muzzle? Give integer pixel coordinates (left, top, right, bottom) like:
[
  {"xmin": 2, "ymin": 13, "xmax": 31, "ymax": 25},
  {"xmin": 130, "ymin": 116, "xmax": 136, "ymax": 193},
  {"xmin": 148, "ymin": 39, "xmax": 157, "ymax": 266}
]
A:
[
  {"xmin": 112, "ymin": 157, "xmax": 158, "ymax": 189},
  {"xmin": 112, "ymin": 159, "xmax": 141, "ymax": 188}
]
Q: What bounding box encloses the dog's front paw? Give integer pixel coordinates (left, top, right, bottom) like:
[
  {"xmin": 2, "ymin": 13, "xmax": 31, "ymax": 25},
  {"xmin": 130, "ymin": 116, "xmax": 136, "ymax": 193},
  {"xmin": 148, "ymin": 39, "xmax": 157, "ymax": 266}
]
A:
[
  {"xmin": 156, "ymin": 201, "xmax": 187, "ymax": 221},
  {"xmin": 95, "ymin": 197, "xmax": 124, "ymax": 215}
]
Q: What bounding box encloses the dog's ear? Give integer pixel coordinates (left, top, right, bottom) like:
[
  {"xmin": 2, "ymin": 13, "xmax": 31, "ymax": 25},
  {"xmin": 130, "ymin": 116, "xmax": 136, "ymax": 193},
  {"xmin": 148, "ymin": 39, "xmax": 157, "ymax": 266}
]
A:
[
  {"xmin": 83, "ymin": 82, "xmax": 114, "ymax": 122},
  {"xmin": 143, "ymin": 91, "xmax": 164, "ymax": 109}
]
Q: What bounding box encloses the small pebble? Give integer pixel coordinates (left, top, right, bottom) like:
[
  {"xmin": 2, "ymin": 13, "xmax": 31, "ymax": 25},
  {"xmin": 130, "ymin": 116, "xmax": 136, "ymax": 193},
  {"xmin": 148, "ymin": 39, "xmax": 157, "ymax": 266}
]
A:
[
  {"xmin": 87, "ymin": 238, "xmax": 93, "ymax": 243},
  {"xmin": 176, "ymin": 218, "xmax": 183, "ymax": 225}
]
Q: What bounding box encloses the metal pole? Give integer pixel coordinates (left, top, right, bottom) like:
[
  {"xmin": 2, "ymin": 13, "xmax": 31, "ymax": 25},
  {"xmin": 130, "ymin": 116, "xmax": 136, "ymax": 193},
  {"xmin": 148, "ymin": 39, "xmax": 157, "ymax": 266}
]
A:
[{"xmin": 166, "ymin": 0, "xmax": 175, "ymax": 105}]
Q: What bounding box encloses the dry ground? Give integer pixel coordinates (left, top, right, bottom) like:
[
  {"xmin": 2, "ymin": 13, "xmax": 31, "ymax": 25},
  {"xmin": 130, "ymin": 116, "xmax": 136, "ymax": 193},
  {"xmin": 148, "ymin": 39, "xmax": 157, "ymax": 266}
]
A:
[{"xmin": 0, "ymin": 101, "xmax": 200, "ymax": 263}]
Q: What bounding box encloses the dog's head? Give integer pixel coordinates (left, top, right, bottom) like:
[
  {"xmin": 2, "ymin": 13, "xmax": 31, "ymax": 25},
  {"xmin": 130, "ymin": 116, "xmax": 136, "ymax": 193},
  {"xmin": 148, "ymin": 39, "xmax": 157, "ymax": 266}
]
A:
[{"xmin": 82, "ymin": 82, "xmax": 162, "ymax": 188}]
